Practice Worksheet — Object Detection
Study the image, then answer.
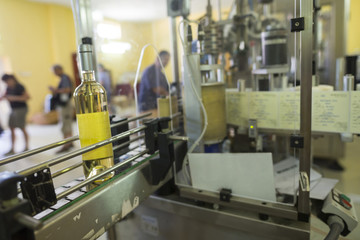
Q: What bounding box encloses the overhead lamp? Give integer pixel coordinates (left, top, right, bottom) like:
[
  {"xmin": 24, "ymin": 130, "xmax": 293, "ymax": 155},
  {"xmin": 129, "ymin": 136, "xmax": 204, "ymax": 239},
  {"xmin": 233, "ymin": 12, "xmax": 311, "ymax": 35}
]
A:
[
  {"xmin": 100, "ymin": 41, "xmax": 131, "ymax": 54},
  {"xmin": 96, "ymin": 22, "xmax": 121, "ymax": 39}
]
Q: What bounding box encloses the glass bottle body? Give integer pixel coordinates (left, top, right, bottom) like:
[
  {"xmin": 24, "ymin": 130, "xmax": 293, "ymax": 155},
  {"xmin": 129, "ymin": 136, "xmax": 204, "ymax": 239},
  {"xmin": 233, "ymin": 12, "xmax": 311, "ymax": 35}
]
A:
[{"xmin": 73, "ymin": 71, "xmax": 114, "ymax": 182}]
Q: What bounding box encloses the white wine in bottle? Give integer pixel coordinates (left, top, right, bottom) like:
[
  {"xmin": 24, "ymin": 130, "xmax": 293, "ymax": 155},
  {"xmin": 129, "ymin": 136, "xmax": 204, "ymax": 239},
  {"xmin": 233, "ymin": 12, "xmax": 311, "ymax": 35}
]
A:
[{"xmin": 74, "ymin": 37, "xmax": 114, "ymax": 183}]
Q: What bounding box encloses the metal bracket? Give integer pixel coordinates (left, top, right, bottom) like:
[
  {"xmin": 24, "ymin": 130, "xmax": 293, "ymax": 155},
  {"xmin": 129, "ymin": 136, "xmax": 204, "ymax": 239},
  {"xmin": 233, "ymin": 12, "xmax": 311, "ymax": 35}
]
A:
[
  {"xmin": 143, "ymin": 117, "xmax": 176, "ymax": 186},
  {"xmin": 220, "ymin": 188, "xmax": 232, "ymax": 202},
  {"xmin": 149, "ymin": 131, "xmax": 175, "ymax": 185},
  {"xmin": 144, "ymin": 119, "xmax": 160, "ymax": 154},
  {"xmin": 290, "ymin": 135, "xmax": 304, "ymax": 148},
  {"xmin": 20, "ymin": 168, "xmax": 57, "ymax": 215},
  {"xmin": 299, "ymin": 172, "xmax": 310, "ymax": 192},
  {"xmin": 110, "ymin": 116, "xmax": 130, "ymax": 159},
  {"xmin": 291, "ymin": 17, "xmax": 305, "ymax": 32}
]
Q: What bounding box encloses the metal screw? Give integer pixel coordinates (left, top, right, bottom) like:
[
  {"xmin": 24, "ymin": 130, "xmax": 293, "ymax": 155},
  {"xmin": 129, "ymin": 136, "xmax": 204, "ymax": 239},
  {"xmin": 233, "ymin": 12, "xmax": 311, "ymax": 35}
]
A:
[{"xmin": 295, "ymin": 22, "xmax": 300, "ymax": 27}]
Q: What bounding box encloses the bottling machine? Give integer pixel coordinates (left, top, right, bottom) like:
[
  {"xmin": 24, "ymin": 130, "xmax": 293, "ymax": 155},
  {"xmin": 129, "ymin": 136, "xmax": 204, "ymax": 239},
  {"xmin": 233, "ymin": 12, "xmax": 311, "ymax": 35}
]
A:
[{"xmin": 0, "ymin": 0, "xmax": 358, "ymax": 239}]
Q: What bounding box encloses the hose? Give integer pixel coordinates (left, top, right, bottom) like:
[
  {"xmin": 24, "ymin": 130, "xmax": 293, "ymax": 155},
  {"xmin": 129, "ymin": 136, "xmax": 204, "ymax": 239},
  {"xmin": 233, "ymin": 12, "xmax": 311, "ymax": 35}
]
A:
[
  {"xmin": 178, "ymin": 19, "xmax": 209, "ymax": 183},
  {"xmin": 324, "ymin": 215, "xmax": 345, "ymax": 240}
]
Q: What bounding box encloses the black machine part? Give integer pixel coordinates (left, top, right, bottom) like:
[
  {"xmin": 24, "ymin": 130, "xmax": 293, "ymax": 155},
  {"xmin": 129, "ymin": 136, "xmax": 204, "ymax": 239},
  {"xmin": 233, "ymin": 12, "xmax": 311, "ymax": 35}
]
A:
[
  {"xmin": 110, "ymin": 116, "xmax": 130, "ymax": 159},
  {"xmin": 220, "ymin": 188, "xmax": 232, "ymax": 202},
  {"xmin": 144, "ymin": 118, "xmax": 160, "ymax": 154},
  {"xmin": 261, "ymin": 28, "xmax": 287, "ymax": 66},
  {"xmin": 258, "ymin": 0, "xmax": 273, "ymax": 3},
  {"xmin": 0, "ymin": 172, "xmax": 40, "ymax": 240},
  {"xmin": 345, "ymin": 55, "xmax": 360, "ymax": 89},
  {"xmin": 143, "ymin": 117, "xmax": 176, "ymax": 185},
  {"xmin": 20, "ymin": 168, "xmax": 57, "ymax": 216},
  {"xmin": 149, "ymin": 131, "xmax": 175, "ymax": 185},
  {"xmin": 167, "ymin": 0, "xmax": 190, "ymax": 17},
  {"xmin": 0, "ymin": 172, "xmax": 23, "ymax": 203},
  {"xmin": 0, "ymin": 200, "xmax": 35, "ymax": 240}
]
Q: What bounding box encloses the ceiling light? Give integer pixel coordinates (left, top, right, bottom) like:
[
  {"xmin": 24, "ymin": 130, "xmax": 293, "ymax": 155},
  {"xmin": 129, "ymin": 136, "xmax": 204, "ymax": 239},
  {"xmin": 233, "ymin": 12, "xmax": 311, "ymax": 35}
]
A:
[
  {"xmin": 101, "ymin": 41, "xmax": 131, "ymax": 54},
  {"xmin": 96, "ymin": 22, "xmax": 121, "ymax": 39}
]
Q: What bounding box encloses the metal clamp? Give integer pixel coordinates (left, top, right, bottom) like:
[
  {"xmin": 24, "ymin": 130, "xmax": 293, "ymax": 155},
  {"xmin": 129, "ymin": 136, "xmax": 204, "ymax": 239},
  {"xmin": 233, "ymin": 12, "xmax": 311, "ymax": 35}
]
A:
[
  {"xmin": 220, "ymin": 188, "xmax": 232, "ymax": 202},
  {"xmin": 299, "ymin": 172, "xmax": 310, "ymax": 192},
  {"xmin": 21, "ymin": 168, "xmax": 57, "ymax": 215},
  {"xmin": 291, "ymin": 17, "xmax": 305, "ymax": 32},
  {"xmin": 290, "ymin": 135, "xmax": 304, "ymax": 149}
]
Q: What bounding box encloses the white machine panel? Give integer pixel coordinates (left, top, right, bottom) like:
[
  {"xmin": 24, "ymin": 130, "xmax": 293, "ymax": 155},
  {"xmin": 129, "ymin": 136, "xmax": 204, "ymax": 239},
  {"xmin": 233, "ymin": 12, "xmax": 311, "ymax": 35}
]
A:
[{"xmin": 188, "ymin": 153, "xmax": 277, "ymax": 202}]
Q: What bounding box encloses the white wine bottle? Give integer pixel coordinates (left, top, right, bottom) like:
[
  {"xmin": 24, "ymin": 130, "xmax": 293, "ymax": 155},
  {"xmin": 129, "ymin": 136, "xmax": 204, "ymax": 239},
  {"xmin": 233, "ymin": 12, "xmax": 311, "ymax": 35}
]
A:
[{"xmin": 74, "ymin": 37, "xmax": 114, "ymax": 183}]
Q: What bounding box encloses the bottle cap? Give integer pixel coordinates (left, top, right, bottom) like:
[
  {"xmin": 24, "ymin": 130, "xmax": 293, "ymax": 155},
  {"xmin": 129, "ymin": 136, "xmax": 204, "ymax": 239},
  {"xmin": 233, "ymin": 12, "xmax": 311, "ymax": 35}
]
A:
[
  {"xmin": 82, "ymin": 37, "xmax": 92, "ymax": 45},
  {"xmin": 78, "ymin": 37, "xmax": 94, "ymax": 71}
]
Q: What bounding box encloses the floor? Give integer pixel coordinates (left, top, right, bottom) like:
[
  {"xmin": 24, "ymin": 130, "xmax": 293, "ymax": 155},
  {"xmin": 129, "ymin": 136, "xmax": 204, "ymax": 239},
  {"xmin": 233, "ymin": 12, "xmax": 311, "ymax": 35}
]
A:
[
  {"xmin": 1, "ymin": 123, "xmax": 360, "ymax": 239},
  {"xmin": 0, "ymin": 122, "xmax": 83, "ymax": 188}
]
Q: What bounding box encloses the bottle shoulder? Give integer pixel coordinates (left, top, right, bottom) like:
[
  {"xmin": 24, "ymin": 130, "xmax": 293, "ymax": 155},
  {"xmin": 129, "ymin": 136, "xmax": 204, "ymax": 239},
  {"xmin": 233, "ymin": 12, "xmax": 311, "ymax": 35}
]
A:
[{"xmin": 74, "ymin": 81, "xmax": 106, "ymax": 96}]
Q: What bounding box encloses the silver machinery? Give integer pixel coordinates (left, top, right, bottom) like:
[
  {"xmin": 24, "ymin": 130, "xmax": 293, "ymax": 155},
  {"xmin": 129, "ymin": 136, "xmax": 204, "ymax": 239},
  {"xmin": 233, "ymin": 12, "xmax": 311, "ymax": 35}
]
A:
[{"xmin": 0, "ymin": 0, "xmax": 358, "ymax": 240}]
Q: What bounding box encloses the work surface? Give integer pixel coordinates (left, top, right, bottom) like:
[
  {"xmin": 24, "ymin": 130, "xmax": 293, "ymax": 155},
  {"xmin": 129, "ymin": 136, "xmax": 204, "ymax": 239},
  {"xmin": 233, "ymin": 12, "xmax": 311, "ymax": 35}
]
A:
[{"xmin": 0, "ymin": 122, "xmax": 360, "ymax": 239}]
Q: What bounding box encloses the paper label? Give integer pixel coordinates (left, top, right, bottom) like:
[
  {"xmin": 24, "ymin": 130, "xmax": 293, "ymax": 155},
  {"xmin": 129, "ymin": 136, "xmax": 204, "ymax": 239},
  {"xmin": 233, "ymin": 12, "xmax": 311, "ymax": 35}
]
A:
[{"xmin": 76, "ymin": 111, "xmax": 113, "ymax": 160}]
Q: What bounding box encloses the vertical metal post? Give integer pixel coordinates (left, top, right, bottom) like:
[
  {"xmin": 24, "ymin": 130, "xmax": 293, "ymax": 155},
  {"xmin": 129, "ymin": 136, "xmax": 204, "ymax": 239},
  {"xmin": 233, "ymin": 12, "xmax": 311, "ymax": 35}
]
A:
[
  {"xmin": 170, "ymin": 17, "xmax": 181, "ymax": 98},
  {"xmin": 298, "ymin": 0, "xmax": 312, "ymax": 219}
]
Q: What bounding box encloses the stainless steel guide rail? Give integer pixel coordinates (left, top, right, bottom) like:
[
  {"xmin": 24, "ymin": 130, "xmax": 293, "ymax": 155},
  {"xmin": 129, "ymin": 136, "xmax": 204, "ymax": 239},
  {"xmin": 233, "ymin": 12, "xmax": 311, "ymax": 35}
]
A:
[
  {"xmin": 0, "ymin": 112, "xmax": 151, "ymax": 166},
  {"xmin": 56, "ymin": 150, "xmax": 149, "ymax": 200},
  {"xmin": 18, "ymin": 125, "xmax": 146, "ymax": 176},
  {"xmin": 51, "ymin": 134, "xmax": 145, "ymax": 179},
  {"xmin": 0, "ymin": 110, "xmax": 178, "ymax": 240},
  {"xmin": 15, "ymin": 136, "xmax": 146, "ymax": 196}
]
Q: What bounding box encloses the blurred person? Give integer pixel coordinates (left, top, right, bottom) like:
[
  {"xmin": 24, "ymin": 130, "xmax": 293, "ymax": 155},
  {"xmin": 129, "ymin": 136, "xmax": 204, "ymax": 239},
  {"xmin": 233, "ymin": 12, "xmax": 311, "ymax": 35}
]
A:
[
  {"xmin": 98, "ymin": 64, "xmax": 113, "ymax": 113},
  {"xmin": 49, "ymin": 64, "xmax": 74, "ymax": 153},
  {"xmin": 0, "ymin": 74, "xmax": 30, "ymax": 155},
  {"xmin": 98, "ymin": 64, "xmax": 112, "ymax": 103},
  {"xmin": 138, "ymin": 50, "xmax": 170, "ymax": 114}
]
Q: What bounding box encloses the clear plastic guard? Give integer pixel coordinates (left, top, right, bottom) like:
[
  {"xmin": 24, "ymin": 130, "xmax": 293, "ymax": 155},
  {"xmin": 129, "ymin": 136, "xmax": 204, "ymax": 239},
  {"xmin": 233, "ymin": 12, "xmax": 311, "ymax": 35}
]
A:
[
  {"xmin": 83, "ymin": 0, "xmax": 306, "ymax": 207},
  {"xmin": 174, "ymin": 0, "xmax": 303, "ymax": 207}
]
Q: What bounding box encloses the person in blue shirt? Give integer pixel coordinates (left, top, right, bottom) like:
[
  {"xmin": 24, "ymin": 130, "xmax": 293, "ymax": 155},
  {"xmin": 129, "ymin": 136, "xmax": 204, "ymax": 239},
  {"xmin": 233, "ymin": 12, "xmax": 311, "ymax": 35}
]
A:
[{"xmin": 138, "ymin": 50, "xmax": 170, "ymax": 113}]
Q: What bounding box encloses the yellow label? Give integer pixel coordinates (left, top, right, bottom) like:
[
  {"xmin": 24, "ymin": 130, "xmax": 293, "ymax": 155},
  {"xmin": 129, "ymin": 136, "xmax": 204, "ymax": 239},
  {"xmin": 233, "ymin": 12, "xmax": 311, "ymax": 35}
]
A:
[{"xmin": 76, "ymin": 111, "xmax": 113, "ymax": 161}]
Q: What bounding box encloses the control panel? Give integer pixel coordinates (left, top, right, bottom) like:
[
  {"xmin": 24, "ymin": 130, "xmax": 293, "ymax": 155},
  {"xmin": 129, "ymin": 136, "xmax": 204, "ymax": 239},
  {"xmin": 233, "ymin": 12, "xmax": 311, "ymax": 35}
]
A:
[{"xmin": 322, "ymin": 189, "xmax": 358, "ymax": 235}]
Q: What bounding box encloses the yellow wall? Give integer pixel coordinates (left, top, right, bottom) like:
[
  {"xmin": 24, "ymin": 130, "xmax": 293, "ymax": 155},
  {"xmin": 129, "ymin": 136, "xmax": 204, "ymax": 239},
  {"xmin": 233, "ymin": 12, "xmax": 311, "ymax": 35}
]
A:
[
  {"xmin": 48, "ymin": 4, "xmax": 77, "ymax": 82},
  {"xmin": 0, "ymin": 0, "xmax": 175, "ymax": 122},
  {"xmin": 348, "ymin": 0, "xmax": 360, "ymax": 54},
  {"xmin": 0, "ymin": 0, "xmax": 76, "ymax": 120}
]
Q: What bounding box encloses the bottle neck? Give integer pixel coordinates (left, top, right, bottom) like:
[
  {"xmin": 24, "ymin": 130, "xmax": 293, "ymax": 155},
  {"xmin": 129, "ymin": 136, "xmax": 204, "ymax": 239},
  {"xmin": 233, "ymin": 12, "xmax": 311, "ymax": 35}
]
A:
[{"xmin": 81, "ymin": 70, "xmax": 96, "ymax": 82}]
